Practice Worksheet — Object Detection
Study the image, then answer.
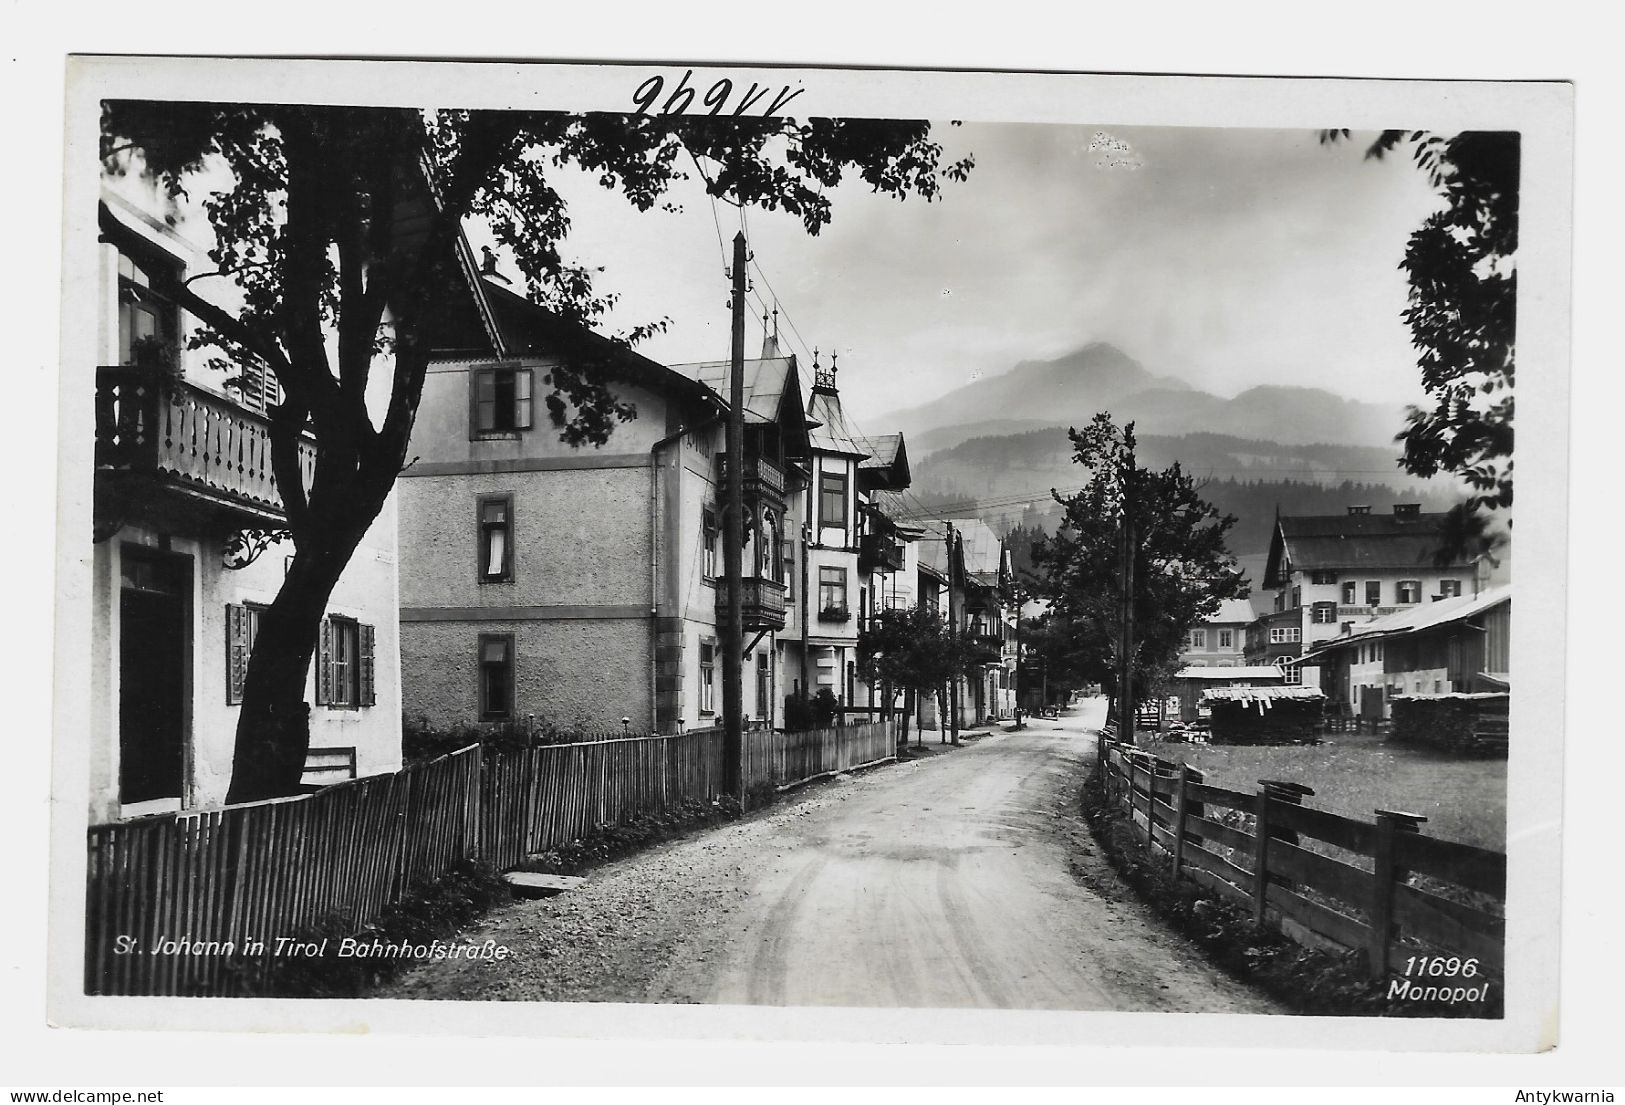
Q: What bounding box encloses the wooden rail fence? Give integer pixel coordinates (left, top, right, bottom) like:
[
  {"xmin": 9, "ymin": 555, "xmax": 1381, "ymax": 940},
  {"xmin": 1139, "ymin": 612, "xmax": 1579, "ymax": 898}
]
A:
[
  {"xmin": 1097, "ymin": 735, "xmax": 1506, "ymax": 981},
  {"xmin": 86, "ymin": 721, "xmax": 894, "ymax": 995}
]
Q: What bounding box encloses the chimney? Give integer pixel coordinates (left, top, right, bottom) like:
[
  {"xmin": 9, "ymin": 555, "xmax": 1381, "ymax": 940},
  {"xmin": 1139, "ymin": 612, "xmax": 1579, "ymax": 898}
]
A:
[
  {"xmin": 1393, "ymin": 503, "xmax": 1420, "ymax": 518},
  {"xmin": 1346, "ymin": 505, "xmax": 1370, "ymax": 515}
]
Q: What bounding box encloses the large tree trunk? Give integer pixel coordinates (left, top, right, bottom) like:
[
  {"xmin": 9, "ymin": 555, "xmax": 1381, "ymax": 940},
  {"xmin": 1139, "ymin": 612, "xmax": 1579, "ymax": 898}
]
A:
[{"xmin": 225, "ymin": 507, "xmax": 374, "ymax": 804}]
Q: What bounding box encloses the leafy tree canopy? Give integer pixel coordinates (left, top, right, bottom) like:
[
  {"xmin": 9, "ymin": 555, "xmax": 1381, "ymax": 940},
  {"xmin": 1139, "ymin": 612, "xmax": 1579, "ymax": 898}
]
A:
[
  {"xmin": 1324, "ymin": 129, "xmax": 1518, "ymax": 561},
  {"xmin": 99, "ymin": 102, "xmax": 973, "ymax": 801},
  {"xmin": 1032, "ymin": 414, "xmax": 1248, "ymax": 700}
]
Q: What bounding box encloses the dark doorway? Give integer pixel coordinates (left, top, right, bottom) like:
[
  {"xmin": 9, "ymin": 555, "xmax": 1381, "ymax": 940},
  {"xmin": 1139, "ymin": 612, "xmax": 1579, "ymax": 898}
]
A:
[{"xmin": 119, "ymin": 548, "xmax": 189, "ymax": 805}]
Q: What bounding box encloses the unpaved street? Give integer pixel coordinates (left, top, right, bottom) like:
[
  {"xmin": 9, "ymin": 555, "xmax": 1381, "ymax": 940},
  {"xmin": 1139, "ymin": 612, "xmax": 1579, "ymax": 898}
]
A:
[{"xmin": 384, "ymin": 702, "xmax": 1277, "ymax": 1012}]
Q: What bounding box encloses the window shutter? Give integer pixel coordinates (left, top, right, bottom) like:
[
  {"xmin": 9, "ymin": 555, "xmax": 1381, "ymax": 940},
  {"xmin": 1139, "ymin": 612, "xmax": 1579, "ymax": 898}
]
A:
[
  {"xmin": 316, "ymin": 618, "xmax": 333, "ymax": 705},
  {"xmin": 226, "ymin": 604, "xmax": 249, "ymax": 705},
  {"xmin": 472, "ymin": 369, "xmax": 496, "ymax": 433},
  {"xmin": 359, "ymin": 623, "xmax": 376, "ymax": 707},
  {"xmin": 514, "ymin": 369, "xmax": 534, "ymax": 429}
]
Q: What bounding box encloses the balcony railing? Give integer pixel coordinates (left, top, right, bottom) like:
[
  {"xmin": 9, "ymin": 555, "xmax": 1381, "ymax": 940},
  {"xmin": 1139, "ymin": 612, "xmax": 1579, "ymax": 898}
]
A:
[
  {"xmin": 715, "ymin": 575, "xmax": 788, "ymax": 631},
  {"xmin": 858, "ymin": 531, "xmax": 904, "ymax": 573},
  {"xmin": 718, "ymin": 453, "xmax": 787, "ymax": 507},
  {"xmin": 96, "ymin": 367, "xmax": 315, "ymax": 524}
]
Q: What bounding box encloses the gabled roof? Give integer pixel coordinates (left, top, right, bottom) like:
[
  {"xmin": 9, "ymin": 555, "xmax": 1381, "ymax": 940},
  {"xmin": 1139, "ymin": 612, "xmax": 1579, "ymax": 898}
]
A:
[
  {"xmin": 1264, "ymin": 509, "xmax": 1472, "ymax": 586},
  {"xmin": 670, "ymin": 355, "xmax": 814, "ymax": 458},
  {"xmin": 1302, "ymin": 585, "xmax": 1512, "ymax": 661},
  {"xmin": 806, "ymin": 384, "xmax": 872, "ymax": 459},
  {"xmin": 944, "ymin": 518, "xmax": 1007, "ymax": 587},
  {"xmin": 1202, "ymin": 599, "xmax": 1258, "ymax": 627},
  {"xmin": 1174, "ymin": 666, "xmax": 1286, "ymax": 681},
  {"xmin": 469, "ymin": 280, "xmax": 719, "ymax": 413},
  {"xmin": 859, "ymin": 433, "xmax": 912, "ymax": 492}
]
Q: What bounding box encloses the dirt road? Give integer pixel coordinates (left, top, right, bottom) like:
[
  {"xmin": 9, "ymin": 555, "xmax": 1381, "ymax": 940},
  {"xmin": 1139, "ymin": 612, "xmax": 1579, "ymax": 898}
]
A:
[{"xmin": 384, "ymin": 702, "xmax": 1277, "ymax": 1012}]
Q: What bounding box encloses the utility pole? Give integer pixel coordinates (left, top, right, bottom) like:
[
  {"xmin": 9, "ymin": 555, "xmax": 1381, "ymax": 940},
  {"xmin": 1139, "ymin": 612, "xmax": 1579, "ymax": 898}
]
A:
[
  {"xmin": 1119, "ymin": 455, "xmax": 1137, "ymax": 746},
  {"xmin": 723, "ymin": 232, "xmax": 746, "ymax": 803},
  {"xmin": 1013, "ymin": 584, "xmax": 1024, "ymax": 730},
  {"xmin": 949, "ymin": 525, "xmax": 960, "ymax": 745}
]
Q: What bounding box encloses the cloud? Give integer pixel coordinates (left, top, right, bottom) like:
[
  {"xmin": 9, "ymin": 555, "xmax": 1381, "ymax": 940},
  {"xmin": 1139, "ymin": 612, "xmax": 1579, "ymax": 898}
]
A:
[{"xmin": 528, "ymin": 121, "xmax": 1448, "ymax": 421}]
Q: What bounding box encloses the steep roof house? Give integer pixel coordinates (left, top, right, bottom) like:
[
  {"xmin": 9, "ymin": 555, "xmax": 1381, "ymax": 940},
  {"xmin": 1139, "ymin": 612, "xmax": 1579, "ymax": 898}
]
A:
[
  {"xmin": 399, "ymin": 271, "xmax": 811, "ymax": 735},
  {"xmin": 1247, "ymin": 504, "xmax": 1484, "ymax": 689}
]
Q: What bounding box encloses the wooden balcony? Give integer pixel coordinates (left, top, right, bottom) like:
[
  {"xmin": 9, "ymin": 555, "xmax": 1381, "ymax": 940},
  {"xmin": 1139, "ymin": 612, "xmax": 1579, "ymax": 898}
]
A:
[
  {"xmin": 715, "ymin": 575, "xmax": 788, "ymax": 631},
  {"xmin": 718, "ymin": 453, "xmax": 787, "ymax": 510},
  {"xmin": 95, "ymin": 367, "xmax": 315, "ymax": 527},
  {"xmin": 858, "ymin": 531, "xmax": 904, "ymax": 573}
]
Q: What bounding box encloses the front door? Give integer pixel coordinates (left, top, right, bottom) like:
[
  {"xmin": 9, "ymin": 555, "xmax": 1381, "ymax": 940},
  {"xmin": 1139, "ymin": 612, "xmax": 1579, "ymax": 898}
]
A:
[{"xmin": 118, "ymin": 548, "xmax": 190, "ymax": 806}]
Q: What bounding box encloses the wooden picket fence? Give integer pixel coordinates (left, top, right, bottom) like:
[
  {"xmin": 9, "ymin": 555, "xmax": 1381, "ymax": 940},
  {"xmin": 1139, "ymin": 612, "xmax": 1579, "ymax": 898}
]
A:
[
  {"xmin": 744, "ymin": 720, "xmax": 897, "ymax": 791},
  {"xmin": 479, "ymin": 727, "xmax": 726, "ymax": 871},
  {"xmin": 1097, "ymin": 735, "xmax": 1506, "ymax": 981},
  {"xmin": 85, "ymin": 721, "xmax": 894, "ymax": 995},
  {"xmin": 84, "ymin": 745, "xmax": 481, "ymax": 997}
]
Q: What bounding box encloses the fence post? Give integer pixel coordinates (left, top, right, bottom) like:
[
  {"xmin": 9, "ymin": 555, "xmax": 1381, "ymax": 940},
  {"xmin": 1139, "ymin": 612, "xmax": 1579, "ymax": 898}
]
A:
[
  {"xmin": 1249, "ymin": 784, "xmax": 1271, "ymax": 927},
  {"xmin": 1171, "ymin": 764, "xmax": 1191, "ymax": 879},
  {"xmin": 1251, "ymin": 779, "xmax": 1313, "ymax": 924},
  {"xmin": 1368, "ymin": 809, "xmax": 1427, "ymax": 981}
]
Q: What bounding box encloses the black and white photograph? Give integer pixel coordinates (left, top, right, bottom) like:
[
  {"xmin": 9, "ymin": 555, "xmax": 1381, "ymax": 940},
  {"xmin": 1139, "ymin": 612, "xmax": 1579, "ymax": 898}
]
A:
[{"xmin": 45, "ymin": 54, "xmax": 1574, "ymax": 1061}]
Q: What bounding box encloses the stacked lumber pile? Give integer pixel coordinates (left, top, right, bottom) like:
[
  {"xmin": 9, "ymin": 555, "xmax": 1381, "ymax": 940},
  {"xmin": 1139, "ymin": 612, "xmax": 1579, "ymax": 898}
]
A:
[
  {"xmin": 1204, "ymin": 686, "xmax": 1325, "ymax": 745},
  {"xmin": 1390, "ymin": 693, "xmax": 1510, "ymax": 756}
]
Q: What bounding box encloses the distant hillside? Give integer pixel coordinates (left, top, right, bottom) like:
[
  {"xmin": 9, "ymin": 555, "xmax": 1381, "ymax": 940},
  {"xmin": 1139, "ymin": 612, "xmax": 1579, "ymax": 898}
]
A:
[
  {"xmin": 879, "ymin": 342, "xmax": 1409, "ymax": 455},
  {"xmin": 914, "ymin": 427, "xmax": 1433, "ymax": 500}
]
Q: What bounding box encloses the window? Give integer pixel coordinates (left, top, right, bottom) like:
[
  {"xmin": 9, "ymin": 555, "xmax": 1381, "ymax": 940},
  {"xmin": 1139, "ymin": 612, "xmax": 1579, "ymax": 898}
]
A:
[
  {"xmin": 819, "ymin": 471, "xmax": 848, "ymax": 530},
  {"xmin": 1277, "ymin": 659, "xmax": 1303, "ymax": 685},
  {"xmin": 1290, "ymin": 587, "xmax": 1301, "ymax": 609},
  {"xmin": 478, "ymin": 495, "xmax": 513, "ymax": 582},
  {"xmin": 702, "ymin": 509, "xmax": 719, "ymax": 580},
  {"xmin": 756, "ymin": 652, "xmax": 771, "ymax": 720},
  {"xmin": 698, "ymin": 641, "xmax": 716, "ymax": 715},
  {"xmin": 783, "ymin": 545, "xmax": 795, "ymax": 602},
  {"xmin": 1310, "ymin": 569, "xmax": 1338, "ymax": 585},
  {"xmin": 1438, "ymin": 579, "xmax": 1463, "ymax": 598},
  {"xmin": 1218, "ymin": 629, "xmax": 1234, "ymax": 650},
  {"xmin": 1311, "ymin": 601, "xmax": 1338, "ymax": 625},
  {"xmin": 819, "ymin": 566, "xmax": 849, "ymax": 614},
  {"xmin": 760, "ymin": 510, "xmax": 780, "ymax": 579},
  {"xmin": 225, "ymin": 603, "xmax": 265, "ymax": 704},
  {"xmin": 1365, "ymin": 581, "xmax": 1382, "ymax": 606},
  {"xmin": 1397, "ymin": 580, "xmax": 1422, "ymax": 604},
  {"xmin": 470, "ymin": 366, "xmax": 534, "ymax": 435},
  {"xmin": 478, "ymin": 634, "xmax": 514, "ymax": 720},
  {"xmin": 117, "ymin": 247, "xmax": 179, "ymax": 368},
  {"xmin": 317, "ymin": 616, "xmax": 376, "ymax": 709},
  {"xmin": 1269, "ymin": 626, "xmax": 1301, "ymax": 644},
  {"xmin": 1341, "ymin": 581, "xmax": 1357, "ymax": 605},
  {"xmin": 1188, "ymin": 629, "xmax": 1206, "ymax": 649}
]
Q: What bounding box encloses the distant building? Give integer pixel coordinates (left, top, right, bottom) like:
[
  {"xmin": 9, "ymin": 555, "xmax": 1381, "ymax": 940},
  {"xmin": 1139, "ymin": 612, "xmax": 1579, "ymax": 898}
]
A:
[
  {"xmin": 1297, "ymin": 585, "xmax": 1511, "ymax": 722},
  {"xmin": 1178, "ymin": 598, "xmax": 1255, "ymax": 668},
  {"xmin": 1246, "ymin": 504, "xmax": 1484, "ymax": 688},
  {"xmin": 1166, "ymin": 665, "xmax": 1285, "ymax": 724}
]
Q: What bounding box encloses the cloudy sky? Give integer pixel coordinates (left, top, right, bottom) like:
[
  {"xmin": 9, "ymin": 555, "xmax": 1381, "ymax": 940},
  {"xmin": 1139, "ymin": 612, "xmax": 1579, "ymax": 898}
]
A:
[{"xmin": 492, "ymin": 122, "xmax": 1446, "ymax": 424}]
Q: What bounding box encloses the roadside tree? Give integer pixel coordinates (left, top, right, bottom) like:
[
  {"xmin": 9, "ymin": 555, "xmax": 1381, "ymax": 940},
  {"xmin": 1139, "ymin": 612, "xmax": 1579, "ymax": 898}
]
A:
[
  {"xmin": 100, "ymin": 103, "xmax": 973, "ymax": 801},
  {"xmin": 1032, "ymin": 414, "xmax": 1248, "ymax": 720}
]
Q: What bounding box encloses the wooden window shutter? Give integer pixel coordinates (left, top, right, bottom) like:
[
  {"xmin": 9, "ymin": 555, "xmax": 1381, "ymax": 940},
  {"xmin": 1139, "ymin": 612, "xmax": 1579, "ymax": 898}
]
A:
[
  {"xmin": 471, "ymin": 369, "xmax": 495, "ymax": 434},
  {"xmin": 316, "ymin": 617, "xmax": 334, "ymax": 705},
  {"xmin": 226, "ymin": 604, "xmax": 250, "ymax": 705},
  {"xmin": 359, "ymin": 623, "xmax": 376, "ymax": 707},
  {"xmin": 514, "ymin": 369, "xmax": 534, "ymax": 429}
]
